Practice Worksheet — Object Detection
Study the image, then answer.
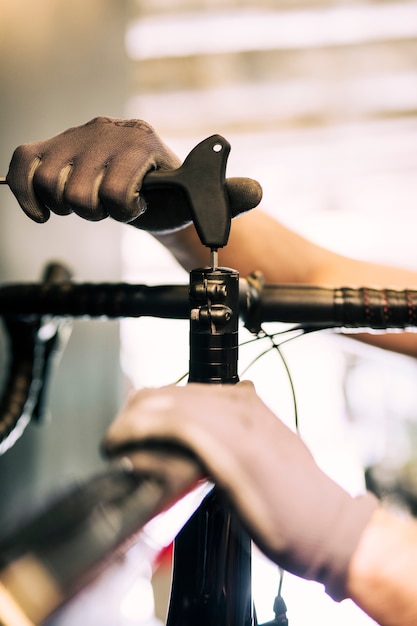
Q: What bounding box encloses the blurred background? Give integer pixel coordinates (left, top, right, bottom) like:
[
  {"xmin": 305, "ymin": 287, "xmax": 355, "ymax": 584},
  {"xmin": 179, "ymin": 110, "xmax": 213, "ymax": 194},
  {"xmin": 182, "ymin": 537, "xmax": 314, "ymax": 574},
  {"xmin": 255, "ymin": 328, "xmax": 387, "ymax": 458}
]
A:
[{"xmin": 1, "ymin": 0, "xmax": 417, "ymax": 624}]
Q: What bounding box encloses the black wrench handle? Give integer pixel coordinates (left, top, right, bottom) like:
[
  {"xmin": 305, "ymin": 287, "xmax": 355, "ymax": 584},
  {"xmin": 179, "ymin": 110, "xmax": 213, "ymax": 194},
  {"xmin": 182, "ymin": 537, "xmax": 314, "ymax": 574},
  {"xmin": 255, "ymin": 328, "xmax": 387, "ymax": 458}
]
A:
[{"xmin": 143, "ymin": 135, "xmax": 232, "ymax": 249}]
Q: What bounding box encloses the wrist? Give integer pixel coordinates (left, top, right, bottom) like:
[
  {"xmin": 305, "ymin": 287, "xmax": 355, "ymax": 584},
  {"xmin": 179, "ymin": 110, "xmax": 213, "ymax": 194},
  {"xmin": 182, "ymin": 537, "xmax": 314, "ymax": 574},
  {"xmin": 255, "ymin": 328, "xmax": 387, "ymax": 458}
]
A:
[
  {"xmin": 317, "ymin": 492, "xmax": 379, "ymax": 601},
  {"xmin": 346, "ymin": 506, "xmax": 417, "ymax": 624},
  {"xmin": 153, "ymin": 225, "xmax": 207, "ymax": 271}
]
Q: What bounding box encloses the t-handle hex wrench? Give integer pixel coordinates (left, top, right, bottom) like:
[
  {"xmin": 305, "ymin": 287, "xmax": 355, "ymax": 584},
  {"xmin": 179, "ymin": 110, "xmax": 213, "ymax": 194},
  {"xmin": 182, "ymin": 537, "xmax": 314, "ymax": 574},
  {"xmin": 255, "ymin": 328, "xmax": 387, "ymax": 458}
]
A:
[{"xmin": 143, "ymin": 134, "xmax": 232, "ymax": 270}]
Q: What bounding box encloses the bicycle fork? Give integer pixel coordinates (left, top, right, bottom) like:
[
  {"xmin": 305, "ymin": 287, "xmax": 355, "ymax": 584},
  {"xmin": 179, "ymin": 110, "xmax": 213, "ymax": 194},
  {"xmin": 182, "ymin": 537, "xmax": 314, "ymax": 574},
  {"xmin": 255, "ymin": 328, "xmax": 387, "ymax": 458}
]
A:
[{"xmin": 165, "ymin": 266, "xmax": 254, "ymax": 626}]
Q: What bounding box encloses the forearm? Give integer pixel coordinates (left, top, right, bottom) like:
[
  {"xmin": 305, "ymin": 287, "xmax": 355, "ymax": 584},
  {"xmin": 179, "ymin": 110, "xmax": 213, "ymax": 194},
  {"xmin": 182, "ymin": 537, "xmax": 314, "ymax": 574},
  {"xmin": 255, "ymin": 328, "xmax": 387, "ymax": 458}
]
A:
[
  {"xmin": 155, "ymin": 210, "xmax": 329, "ymax": 281},
  {"xmin": 155, "ymin": 209, "xmax": 417, "ymax": 285},
  {"xmin": 155, "ymin": 209, "xmax": 417, "ymax": 357},
  {"xmin": 346, "ymin": 507, "xmax": 417, "ymax": 626}
]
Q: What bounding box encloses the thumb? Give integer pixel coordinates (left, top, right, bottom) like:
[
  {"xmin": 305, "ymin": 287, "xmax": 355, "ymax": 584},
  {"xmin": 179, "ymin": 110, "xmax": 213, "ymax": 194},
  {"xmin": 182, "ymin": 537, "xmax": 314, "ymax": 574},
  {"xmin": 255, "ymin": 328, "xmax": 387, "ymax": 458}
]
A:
[{"xmin": 225, "ymin": 177, "xmax": 263, "ymax": 218}]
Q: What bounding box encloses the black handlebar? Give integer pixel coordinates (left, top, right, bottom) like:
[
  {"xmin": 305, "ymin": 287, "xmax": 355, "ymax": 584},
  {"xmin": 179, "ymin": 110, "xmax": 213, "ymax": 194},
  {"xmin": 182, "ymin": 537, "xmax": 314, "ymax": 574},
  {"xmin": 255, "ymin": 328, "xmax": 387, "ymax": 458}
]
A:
[
  {"xmin": 244, "ymin": 281, "xmax": 417, "ymax": 330},
  {"xmin": 1, "ymin": 269, "xmax": 416, "ymax": 454},
  {"xmin": 1, "ymin": 276, "xmax": 416, "ymax": 329}
]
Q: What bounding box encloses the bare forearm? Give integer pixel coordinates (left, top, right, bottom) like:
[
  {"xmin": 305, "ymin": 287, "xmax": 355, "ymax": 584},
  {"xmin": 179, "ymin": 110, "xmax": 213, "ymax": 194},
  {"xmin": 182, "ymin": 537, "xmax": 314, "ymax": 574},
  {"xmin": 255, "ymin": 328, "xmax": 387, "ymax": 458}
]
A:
[
  {"xmin": 155, "ymin": 210, "xmax": 417, "ymax": 357},
  {"xmin": 156, "ymin": 210, "xmax": 417, "ymax": 286},
  {"xmin": 347, "ymin": 508, "xmax": 417, "ymax": 626},
  {"xmin": 155, "ymin": 210, "xmax": 329, "ymax": 281}
]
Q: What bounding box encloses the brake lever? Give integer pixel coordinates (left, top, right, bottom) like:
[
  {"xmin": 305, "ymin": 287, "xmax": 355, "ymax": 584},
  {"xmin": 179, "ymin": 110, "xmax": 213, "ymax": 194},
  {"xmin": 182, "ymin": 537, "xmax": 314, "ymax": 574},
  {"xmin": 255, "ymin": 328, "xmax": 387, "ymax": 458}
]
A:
[{"xmin": 142, "ymin": 135, "xmax": 232, "ymax": 266}]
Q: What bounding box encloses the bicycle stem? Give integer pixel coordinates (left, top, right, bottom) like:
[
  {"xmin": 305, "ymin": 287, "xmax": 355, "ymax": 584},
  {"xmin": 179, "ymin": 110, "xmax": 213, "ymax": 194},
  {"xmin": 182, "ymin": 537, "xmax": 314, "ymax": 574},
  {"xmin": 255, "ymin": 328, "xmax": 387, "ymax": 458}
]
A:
[{"xmin": 188, "ymin": 266, "xmax": 240, "ymax": 384}]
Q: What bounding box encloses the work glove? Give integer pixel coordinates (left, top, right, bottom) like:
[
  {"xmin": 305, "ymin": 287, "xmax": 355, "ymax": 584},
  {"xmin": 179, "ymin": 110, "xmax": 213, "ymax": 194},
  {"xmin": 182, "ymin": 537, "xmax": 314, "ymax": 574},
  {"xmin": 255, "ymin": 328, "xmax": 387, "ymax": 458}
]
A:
[
  {"xmin": 102, "ymin": 381, "xmax": 379, "ymax": 602},
  {"xmin": 6, "ymin": 117, "xmax": 262, "ymax": 231}
]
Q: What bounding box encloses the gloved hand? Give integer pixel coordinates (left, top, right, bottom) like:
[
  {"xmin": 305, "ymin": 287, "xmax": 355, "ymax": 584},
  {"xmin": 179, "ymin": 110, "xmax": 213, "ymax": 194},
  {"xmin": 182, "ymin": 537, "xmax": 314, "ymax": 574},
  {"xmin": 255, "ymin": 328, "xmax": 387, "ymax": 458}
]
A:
[
  {"xmin": 6, "ymin": 117, "xmax": 262, "ymax": 230},
  {"xmin": 102, "ymin": 381, "xmax": 379, "ymax": 601}
]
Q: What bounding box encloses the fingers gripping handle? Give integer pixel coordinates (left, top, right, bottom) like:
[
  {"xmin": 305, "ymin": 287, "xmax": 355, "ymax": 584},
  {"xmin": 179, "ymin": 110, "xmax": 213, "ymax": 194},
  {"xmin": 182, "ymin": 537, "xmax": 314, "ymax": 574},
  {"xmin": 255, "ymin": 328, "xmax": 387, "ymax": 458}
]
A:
[
  {"xmin": 1, "ymin": 135, "xmax": 233, "ymax": 250},
  {"xmin": 143, "ymin": 135, "xmax": 232, "ymax": 250}
]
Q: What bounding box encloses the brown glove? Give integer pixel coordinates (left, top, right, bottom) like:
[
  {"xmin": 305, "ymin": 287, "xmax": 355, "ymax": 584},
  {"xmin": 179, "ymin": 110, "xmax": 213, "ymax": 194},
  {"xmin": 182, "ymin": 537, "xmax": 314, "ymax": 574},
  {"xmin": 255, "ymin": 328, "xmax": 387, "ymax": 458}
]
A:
[
  {"xmin": 7, "ymin": 117, "xmax": 262, "ymax": 230},
  {"xmin": 102, "ymin": 381, "xmax": 379, "ymax": 601}
]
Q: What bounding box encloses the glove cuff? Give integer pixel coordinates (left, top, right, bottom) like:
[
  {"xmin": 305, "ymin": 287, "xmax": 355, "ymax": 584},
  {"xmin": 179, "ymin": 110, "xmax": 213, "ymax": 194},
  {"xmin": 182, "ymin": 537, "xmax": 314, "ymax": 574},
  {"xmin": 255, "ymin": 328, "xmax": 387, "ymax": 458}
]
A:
[{"xmin": 317, "ymin": 491, "xmax": 380, "ymax": 601}]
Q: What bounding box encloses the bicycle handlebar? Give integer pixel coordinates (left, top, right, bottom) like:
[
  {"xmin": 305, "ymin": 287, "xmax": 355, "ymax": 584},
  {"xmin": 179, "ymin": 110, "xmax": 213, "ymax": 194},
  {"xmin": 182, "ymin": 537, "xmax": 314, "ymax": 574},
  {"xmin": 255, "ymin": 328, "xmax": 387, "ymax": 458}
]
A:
[
  {"xmin": 1, "ymin": 268, "xmax": 416, "ymax": 454},
  {"xmin": 0, "ymin": 462, "xmax": 203, "ymax": 625},
  {"xmin": 243, "ymin": 280, "xmax": 417, "ymax": 330},
  {"xmin": 1, "ymin": 275, "xmax": 416, "ymax": 330}
]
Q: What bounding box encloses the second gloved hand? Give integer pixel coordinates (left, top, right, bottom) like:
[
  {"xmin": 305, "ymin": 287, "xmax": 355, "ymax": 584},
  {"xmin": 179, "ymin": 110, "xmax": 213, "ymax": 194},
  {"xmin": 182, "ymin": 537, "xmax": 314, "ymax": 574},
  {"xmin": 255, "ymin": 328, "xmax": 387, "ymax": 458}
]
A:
[
  {"xmin": 7, "ymin": 117, "xmax": 262, "ymax": 230},
  {"xmin": 102, "ymin": 381, "xmax": 379, "ymax": 602}
]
